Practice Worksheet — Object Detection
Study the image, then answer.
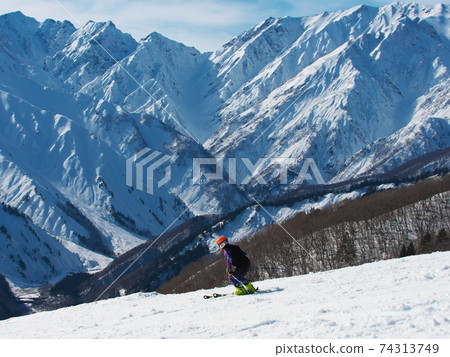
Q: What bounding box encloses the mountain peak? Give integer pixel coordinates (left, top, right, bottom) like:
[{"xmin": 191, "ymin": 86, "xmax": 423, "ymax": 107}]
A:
[
  {"xmin": 0, "ymin": 10, "xmax": 28, "ymax": 20},
  {"xmin": 81, "ymin": 19, "xmax": 119, "ymax": 35},
  {"xmin": 141, "ymin": 31, "xmax": 168, "ymax": 43},
  {"xmin": 140, "ymin": 31, "xmax": 201, "ymax": 56},
  {"xmin": 0, "ymin": 10, "xmax": 38, "ymax": 30}
]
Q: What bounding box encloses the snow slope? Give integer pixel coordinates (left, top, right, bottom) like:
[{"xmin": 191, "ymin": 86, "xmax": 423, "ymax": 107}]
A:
[{"xmin": 1, "ymin": 251, "xmax": 449, "ymax": 338}]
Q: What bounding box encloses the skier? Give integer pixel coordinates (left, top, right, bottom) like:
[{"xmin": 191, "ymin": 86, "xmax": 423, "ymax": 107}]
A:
[{"xmin": 216, "ymin": 236, "xmax": 256, "ymax": 295}]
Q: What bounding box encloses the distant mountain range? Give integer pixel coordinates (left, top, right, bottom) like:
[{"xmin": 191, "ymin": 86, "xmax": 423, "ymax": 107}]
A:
[{"xmin": 0, "ymin": 2, "xmax": 448, "ymax": 288}]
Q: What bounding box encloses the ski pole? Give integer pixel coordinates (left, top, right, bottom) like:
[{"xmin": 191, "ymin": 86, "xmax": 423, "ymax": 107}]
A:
[
  {"xmin": 230, "ymin": 274, "xmax": 250, "ymax": 294},
  {"xmin": 251, "ymin": 266, "xmax": 294, "ymax": 272}
]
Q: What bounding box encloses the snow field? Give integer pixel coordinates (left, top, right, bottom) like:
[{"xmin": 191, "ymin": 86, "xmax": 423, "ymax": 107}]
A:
[{"xmin": 0, "ymin": 251, "xmax": 449, "ymax": 340}]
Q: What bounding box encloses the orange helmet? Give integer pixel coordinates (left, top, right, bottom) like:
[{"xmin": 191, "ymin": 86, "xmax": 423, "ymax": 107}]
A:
[{"xmin": 216, "ymin": 236, "xmax": 228, "ymax": 249}]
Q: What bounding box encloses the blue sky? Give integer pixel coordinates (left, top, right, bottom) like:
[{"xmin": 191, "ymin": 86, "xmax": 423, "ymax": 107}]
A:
[{"xmin": 1, "ymin": 0, "xmax": 445, "ymax": 51}]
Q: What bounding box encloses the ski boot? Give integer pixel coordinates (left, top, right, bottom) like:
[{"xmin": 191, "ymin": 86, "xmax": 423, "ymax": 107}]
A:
[
  {"xmin": 245, "ymin": 282, "xmax": 256, "ymax": 293},
  {"xmin": 234, "ymin": 282, "xmax": 256, "ymax": 295}
]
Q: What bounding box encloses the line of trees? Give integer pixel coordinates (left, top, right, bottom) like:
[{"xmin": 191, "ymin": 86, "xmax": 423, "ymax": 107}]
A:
[{"xmin": 248, "ymin": 191, "xmax": 449, "ymax": 280}]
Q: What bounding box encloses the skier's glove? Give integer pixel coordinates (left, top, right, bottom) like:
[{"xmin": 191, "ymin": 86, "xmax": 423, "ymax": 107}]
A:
[{"xmin": 226, "ymin": 268, "xmax": 232, "ymax": 275}]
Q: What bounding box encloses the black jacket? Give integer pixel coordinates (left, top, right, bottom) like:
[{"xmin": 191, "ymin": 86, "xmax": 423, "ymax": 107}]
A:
[{"xmin": 224, "ymin": 244, "xmax": 250, "ymax": 267}]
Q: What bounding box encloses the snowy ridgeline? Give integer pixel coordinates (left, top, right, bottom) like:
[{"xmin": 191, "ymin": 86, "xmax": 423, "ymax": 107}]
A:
[{"xmin": 0, "ymin": 251, "xmax": 449, "ymax": 339}]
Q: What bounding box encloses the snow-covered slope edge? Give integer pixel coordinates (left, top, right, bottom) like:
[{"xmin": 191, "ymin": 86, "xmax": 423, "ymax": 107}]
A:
[{"xmin": 1, "ymin": 251, "xmax": 449, "ymax": 338}]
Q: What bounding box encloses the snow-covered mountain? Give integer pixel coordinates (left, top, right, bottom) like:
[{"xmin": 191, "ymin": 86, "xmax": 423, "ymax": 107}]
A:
[
  {"xmin": 0, "ymin": 12, "xmax": 245, "ymax": 287},
  {"xmin": 2, "ymin": 251, "xmax": 450, "ymax": 338},
  {"xmin": 0, "ymin": 3, "xmax": 449, "ymax": 288},
  {"xmin": 204, "ymin": 3, "xmax": 450, "ymax": 192}
]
